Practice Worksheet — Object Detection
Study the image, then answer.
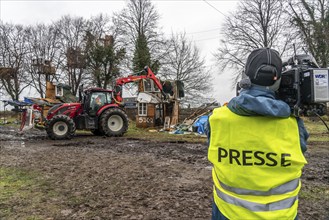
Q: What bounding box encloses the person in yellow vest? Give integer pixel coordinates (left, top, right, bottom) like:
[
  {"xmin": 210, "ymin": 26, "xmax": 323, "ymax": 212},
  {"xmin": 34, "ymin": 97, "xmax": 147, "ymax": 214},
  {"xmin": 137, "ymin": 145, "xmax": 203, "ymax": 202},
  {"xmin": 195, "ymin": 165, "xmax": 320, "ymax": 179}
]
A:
[{"xmin": 208, "ymin": 48, "xmax": 308, "ymax": 220}]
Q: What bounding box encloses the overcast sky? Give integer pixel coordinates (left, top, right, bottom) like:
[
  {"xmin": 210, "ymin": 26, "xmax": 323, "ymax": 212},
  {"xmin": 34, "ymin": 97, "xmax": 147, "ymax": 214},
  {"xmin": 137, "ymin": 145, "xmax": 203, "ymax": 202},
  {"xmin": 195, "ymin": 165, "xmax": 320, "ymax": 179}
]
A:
[{"xmin": 0, "ymin": 0, "xmax": 239, "ymax": 105}]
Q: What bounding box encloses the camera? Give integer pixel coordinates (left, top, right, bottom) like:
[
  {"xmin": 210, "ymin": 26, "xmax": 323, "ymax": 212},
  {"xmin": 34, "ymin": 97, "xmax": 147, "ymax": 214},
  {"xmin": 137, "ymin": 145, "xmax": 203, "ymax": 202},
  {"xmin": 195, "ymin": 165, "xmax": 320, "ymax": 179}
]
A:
[{"xmin": 277, "ymin": 54, "xmax": 329, "ymax": 116}]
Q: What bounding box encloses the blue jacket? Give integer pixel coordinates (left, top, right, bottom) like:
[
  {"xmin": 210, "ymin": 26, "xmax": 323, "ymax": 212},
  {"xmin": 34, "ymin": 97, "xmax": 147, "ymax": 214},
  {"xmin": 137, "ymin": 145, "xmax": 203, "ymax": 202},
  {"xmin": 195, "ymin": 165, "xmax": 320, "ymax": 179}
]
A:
[{"xmin": 207, "ymin": 86, "xmax": 308, "ymax": 152}]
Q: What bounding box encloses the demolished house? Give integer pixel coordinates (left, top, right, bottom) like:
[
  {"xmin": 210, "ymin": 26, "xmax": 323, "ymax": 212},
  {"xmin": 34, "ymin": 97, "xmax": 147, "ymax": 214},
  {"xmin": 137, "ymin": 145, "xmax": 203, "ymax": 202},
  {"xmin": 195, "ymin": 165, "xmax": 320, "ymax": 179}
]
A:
[{"xmin": 133, "ymin": 78, "xmax": 184, "ymax": 129}]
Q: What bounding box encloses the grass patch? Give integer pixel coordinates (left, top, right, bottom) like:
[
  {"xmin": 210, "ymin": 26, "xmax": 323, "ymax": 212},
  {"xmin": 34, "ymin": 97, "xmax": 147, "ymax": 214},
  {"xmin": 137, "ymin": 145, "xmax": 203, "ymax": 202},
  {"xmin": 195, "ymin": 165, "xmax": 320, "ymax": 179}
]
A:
[
  {"xmin": 308, "ymin": 135, "xmax": 329, "ymax": 142},
  {"xmin": 0, "ymin": 167, "xmax": 36, "ymax": 199},
  {"xmin": 125, "ymin": 121, "xmax": 207, "ymax": 143},
  {"xmin": 303, "ymin": 117, "xmax": 329, "ymax": 143},
  {"xmin": 303, "ymin": 116, "xmax": 329, "ymax": 133},
  {"xmin": 0, "ymin": 167, "xmax": 60, "ymax": 218},
  {"xmin": 0, "ymin": 111, "xmax": 21, "ymax": 125},
  {"xmin": 126, "ymin": 117, "xmax": 329, "ymax": 144}
]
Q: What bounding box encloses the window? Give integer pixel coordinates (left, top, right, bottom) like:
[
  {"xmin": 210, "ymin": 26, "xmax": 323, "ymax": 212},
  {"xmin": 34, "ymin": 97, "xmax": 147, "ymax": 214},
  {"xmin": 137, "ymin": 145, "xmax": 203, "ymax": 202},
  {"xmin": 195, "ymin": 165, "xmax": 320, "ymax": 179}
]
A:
[
  {"xmin": 143, "ymin": 79, "xmax": 160, "ymax": 92},
  {"xmin": 90, "ymin": 92, "xmax": 107, "ymax": 113},
  {"xmin": 143, "ymin": 79, "xmax": 152, "ymax": 92},
  {"xmin": 106, "ymin": 93, "xmax": 112, "ymax": 104},
  {"xmin": 153, "ymin": 82, "xmax": 160, "ymax": 92},
  {"xmin": 55, "ymin": 86, "xmax": 63, "ymax": 97},
  {"xmin": 92, "ymin": 92, "xmax": 107, "ymax": 103},
  {"xmin": 138, "ymin": 103, "xmax": 147, "ymax": 116}
]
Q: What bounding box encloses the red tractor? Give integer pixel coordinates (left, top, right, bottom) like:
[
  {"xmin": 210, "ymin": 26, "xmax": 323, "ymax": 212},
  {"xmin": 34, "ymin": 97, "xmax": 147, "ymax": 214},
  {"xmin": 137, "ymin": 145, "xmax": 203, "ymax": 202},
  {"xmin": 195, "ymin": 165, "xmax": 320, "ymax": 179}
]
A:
[
  {"xmin": 44, "ymin": 67, "xmax": 163, "ymax": 140},
  {"xmin": 45, "ymin": 87, "xmax": 129, "ymax": 140}
]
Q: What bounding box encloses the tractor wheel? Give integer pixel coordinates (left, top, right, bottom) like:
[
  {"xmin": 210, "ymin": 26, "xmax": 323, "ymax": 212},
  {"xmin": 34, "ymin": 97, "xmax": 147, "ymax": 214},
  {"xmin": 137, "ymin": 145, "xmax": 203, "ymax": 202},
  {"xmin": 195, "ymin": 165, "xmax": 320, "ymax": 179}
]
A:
[
  {"xmin": 91, "ymin": 129, "xmax": 104, "ymax": 136},
  {"xmin": 100, "ymin": 108, "xmax": 128, "ymax": 137},
  {"xmin": 46, "ymin": 115, "xmax": 75, "ymax": 140}
]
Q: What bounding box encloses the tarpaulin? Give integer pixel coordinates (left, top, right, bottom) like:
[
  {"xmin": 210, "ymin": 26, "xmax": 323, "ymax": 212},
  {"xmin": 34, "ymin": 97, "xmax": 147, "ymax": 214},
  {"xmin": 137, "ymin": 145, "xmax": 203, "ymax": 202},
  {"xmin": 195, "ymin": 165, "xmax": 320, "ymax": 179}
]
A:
[{"xmin": 193, "ymin": 115, "xmax": 209, "ymax": 135}]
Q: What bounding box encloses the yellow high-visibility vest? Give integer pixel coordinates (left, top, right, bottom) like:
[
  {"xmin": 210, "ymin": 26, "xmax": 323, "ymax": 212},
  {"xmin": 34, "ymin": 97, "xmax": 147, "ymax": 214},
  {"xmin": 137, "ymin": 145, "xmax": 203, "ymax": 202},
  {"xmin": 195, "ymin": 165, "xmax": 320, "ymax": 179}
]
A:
[{"xmin": 208, "ymin": 106, "xmax": 307, "ymax": 220}]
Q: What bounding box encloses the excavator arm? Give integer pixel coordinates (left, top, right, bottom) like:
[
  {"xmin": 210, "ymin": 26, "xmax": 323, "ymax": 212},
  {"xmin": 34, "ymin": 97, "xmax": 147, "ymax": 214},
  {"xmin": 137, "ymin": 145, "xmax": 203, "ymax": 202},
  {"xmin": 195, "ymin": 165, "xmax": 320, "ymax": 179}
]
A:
[{"xmin": 114, "ymin": 67, "xmax": 165, "ymax": 103}]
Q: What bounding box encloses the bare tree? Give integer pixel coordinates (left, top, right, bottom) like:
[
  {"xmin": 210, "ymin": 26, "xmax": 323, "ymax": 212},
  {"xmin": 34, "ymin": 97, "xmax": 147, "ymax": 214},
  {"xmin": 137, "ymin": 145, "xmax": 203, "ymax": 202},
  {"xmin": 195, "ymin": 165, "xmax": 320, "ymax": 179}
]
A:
[
  {"xmin": 113, "ymin": 0, "xmax": 159, "ymax": 46},
  {"xmin": 86, "ymin": 14, "xmax": 111, "ymax": 41},
  {"xmin": 159, "ymin": 32, "xmax": 213, "ymax": 106},
  {"xmin": 0, "ymin": 22, "xmax": 30, "ymax": 100},
  {"xmin": 112, "ymin": 0, "xmax": 165, "ymax": 72},
  {"xmin": 25, "ymin": 24, "xmax": 62, "ymax": 97},
  {"xmin": 54, "ymin": 15, "xmax": 89, "ymax": 95},
  {"xmin": 214, "ymin": 0, "xmax": 295, "ymax": 85},
  {"xmin": 289, "ymin": 0, "xmax": 329, "ymax": 67}
]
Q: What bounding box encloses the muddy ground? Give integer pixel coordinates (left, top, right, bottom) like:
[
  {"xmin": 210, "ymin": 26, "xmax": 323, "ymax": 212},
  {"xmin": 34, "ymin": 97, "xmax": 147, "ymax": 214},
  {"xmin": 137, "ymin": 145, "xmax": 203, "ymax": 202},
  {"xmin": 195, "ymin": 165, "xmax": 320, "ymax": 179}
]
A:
[{"xmin": 0, "ymin": 126, "xmax": 328, "ymax": 220}]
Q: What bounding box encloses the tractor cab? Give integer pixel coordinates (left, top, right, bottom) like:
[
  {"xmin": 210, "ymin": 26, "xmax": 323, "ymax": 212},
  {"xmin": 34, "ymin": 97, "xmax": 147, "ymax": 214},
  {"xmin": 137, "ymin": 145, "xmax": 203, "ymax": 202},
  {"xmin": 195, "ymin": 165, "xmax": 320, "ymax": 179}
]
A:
[{"xmin": 82, "ymin": 88, "xmax": 113, "ymax": 117}]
